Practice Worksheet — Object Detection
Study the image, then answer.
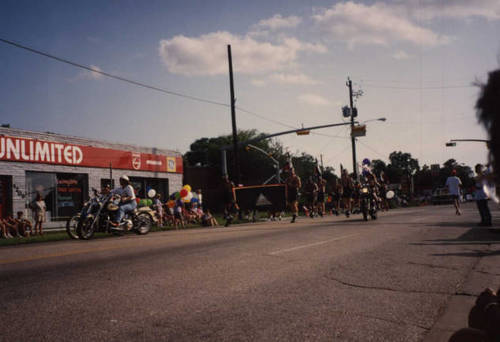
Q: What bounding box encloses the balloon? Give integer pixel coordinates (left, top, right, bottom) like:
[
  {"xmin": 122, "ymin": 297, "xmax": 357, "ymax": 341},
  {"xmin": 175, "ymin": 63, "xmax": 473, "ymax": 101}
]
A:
[
  {"xmin": 147, "ymin": 189, "xmax": 156, "ymax": 198},
  {"xmin": 167, "ymin": 200, "xmax": 175, "ymax": 208},
  {"xmin": 386, "ymin": 190, "xmax": 395, "ymax": 199},
  {"xmin": 191, "ymin": 197, "xmax": 199, "ymax": 203},
  {"xmin": 182, "ymin": 184, "xmax": 192, "ymax": 192},
  {"xmin": 182, "ymin": 191, "xmax": 193, "ymax": 203},
  {"xmin": 180, "ymin": 188, "xmax": 188, "ymax": 198},
  {"xmin": 362, "ymin": 158, "xmax": 371, "ymax": 166},
  {"xmin": 174, "ymin": 192, "xmax": 181, "ymax": 200},
  {"xmin": 327, "ymin": 196, "xmax": 332, "ymax": 203}
]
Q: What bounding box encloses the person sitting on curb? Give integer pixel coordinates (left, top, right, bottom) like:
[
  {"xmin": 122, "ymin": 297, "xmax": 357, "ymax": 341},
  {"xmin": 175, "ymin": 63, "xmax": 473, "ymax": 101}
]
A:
[
  {"xmin": 0, "ymin": 218, "xmax": 15, "ymax": 238},
  {"xmin": 202, "ymin": 209, "xmax": 218, "ymax": 227},
  {"xmin": 1, "ymin": 216, "xmax": 22, "ymax": 238},
  {"xmin": 14, "ymin": 211, "xmax": 32, "ymax": 237}
]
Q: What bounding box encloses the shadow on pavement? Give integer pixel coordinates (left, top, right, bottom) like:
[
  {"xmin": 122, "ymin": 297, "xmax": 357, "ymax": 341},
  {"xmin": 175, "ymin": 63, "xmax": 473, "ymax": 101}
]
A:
[{"xmin": 409, "ymin": 228, "xmax": 500, "ymax": 249}]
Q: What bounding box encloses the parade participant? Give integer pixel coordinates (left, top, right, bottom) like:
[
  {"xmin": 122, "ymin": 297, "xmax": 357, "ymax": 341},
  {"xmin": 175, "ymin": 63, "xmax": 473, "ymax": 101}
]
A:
[
  {"xmin": 341, "ymin": 169, "xmax": 354, "ymax": 217},
  {"xmin": 352, "ymin": 181, "xmax": 361, "ymax": 214},
  {"xmin": 379, "ymin": 183, "xmax": 390, "ymax": 211},
  {"xmin": 445, "ymin": 170, "xmax": 463, "ymax": 215},
  {"xmin": 304, "ymin": 177, "xmax": 318, "ymax": 218},
  {"xmin": 317, "ymin": 177, "xmax": 327, "ymax": 217},
  {"xmin": 110, "ymin": 175, "xmax": 137, "ymax": 228},
  {"xmin": 286, "ymin": 168, "xmax": 301, "ymax": 223},
  {"xmin": 474, "ymin": 164, "xmax": 492, "ymax": 227},
  {"xmin": 222, "ymin": 175, "xmax": 238, "ymax": 227}
]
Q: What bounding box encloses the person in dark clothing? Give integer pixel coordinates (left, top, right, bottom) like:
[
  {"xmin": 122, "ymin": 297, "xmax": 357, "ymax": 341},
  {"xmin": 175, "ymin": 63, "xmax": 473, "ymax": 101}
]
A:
[
  {"xmin": 222, "ymin": 176, "xmax": 238, "ymax": 227},
  {"xmin": 304, "ymin": 177, "xmax": 318, "ymax": 218},
  {"xmin": 286, "ymin": 168, "xmax": 301, "ymax": 223}
]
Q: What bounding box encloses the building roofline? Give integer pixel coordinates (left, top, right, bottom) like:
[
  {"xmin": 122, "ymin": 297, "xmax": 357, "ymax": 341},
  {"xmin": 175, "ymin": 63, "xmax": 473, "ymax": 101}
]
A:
[{"xmin": 0, "ymin": 127, "xmax": 181, "ymax": 156}]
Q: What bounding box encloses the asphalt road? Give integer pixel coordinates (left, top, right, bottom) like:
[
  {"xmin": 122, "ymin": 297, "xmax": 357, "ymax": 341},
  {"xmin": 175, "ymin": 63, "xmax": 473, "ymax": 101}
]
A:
[{"xmin": 1, "ymin": 203, "xmax": 500, "ymax": 341}]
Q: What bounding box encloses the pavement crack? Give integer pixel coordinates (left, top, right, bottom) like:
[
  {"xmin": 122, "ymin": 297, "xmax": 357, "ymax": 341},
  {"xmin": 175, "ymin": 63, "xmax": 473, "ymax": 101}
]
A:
[
  {"xmin": 454, "ymin": 291, "xmax": 476, "ymax": 297},
  {"xmin": 347, "ymin": 311, "xmax": 431, "ymax": 331},
  {"xmin": 324, "ymin": 275, "xmax": 452, "ymax": 296},
  {"xmin": 473, "ymin": 269, "xmax": 500, "ymax": 277}
]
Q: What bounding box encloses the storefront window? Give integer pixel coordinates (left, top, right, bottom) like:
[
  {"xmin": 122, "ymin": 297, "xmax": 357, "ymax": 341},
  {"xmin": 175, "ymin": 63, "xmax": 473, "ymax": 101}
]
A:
[
  {"xmin": 129, "ymin": 177, "xmax": 169, "ymax": 201},
  {"xmin": 26, "ymin": 172, "xmax": 88, "ymax": 221}
]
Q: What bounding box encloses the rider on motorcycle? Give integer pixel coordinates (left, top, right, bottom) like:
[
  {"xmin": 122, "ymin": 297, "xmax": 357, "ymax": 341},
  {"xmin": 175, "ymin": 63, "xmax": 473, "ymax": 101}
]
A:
[{"xmin": 110, "ymin": 175, "xmax": 137, "ymax": 227}]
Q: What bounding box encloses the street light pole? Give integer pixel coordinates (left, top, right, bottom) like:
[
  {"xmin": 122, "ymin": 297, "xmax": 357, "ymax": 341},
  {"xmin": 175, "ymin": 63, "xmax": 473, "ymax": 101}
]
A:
[
  {"xmin": 347, "ymin": 77, "xmax": 358, "ymax": 179},
  {"xmin": 227, "ymin": 45, "xmax": 240, "ymax": 185}
]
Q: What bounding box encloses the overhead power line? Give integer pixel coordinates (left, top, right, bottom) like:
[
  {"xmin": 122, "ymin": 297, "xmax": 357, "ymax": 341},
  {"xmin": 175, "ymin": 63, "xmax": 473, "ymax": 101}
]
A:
[{"xmin": 0, "ymin": 37, "xmax": 307, "ymax": 131}]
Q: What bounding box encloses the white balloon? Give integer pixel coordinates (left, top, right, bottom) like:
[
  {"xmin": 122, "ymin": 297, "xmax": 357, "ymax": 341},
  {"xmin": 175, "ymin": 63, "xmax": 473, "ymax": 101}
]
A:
[
  {"xmin": 386, "ymin": 190, "xmax": 395, "ymax": 199},
  {"xmin": 147, "ymin": 189, "xmax": 156, "ymax": 198}
]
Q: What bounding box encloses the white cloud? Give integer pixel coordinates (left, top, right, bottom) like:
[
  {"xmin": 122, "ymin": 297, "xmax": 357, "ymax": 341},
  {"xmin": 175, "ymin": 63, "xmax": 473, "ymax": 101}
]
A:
[
  {"xmin": 251, "ymin": 72, "xmax": 320, "ymax": 87},
  {"xmin": 312, "ymin": 1, "xmax": 450, "ymax": 48},
  {"xmin": 404, "ymin": 0, "xmax": 500, "ymax": 21},
  {"xmin": 159, "ymin": 31, "xmax": 326, "ymax": 76},
  {"xmin": 298, "ymin": 93, "xmax": 331, "ymax": 106},
  {"xmin": 270, "ymin": 72, "xmax": 319, "ymax": 85},
  {"xmin": 256, "ymin": 14, "xmax": 302, "ymax": 30},
  {"xmin": 392, "ymin": 50, "xmax": 412, "ymax": 60}
]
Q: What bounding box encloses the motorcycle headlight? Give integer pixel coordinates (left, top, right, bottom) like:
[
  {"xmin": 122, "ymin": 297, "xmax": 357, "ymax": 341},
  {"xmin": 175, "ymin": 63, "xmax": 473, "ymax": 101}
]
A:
[{"xmin": 362, "ymin": 188, "xmax": 369, "ymax": 193}]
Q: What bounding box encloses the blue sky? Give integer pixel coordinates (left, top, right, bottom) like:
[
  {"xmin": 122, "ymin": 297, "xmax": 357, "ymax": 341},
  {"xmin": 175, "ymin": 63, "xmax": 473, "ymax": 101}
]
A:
[{"xmin": 1, "ymin": 0, "xmax": 499, "ymax": 173}]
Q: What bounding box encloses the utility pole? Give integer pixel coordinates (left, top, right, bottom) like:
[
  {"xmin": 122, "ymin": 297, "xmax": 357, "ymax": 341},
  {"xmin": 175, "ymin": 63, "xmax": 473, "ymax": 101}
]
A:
[
  {"xmin": 347, "ymin": 77, "xmax": 358, "ymax": 180},
  {"xmin": 227, "ymin": 45, "xmax": 240, "ymax": 185}
]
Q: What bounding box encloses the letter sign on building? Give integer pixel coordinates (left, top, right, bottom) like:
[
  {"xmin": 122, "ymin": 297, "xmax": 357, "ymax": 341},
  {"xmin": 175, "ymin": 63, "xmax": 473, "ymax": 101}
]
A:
[{"xmin": 0, "ymin": 135, "xmax": 182, "ymax": 174}]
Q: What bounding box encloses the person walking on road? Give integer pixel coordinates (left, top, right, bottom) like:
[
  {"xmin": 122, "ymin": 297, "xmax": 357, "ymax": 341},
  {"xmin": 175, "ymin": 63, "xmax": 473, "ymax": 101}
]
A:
[
  {"xmin": 445, "ymin": 169, "xmax": 463, "ymax": 215},
  {"xmin": 222, "ymin": 176, "xmax": 238, "ymax": 227},
  {"xmin": 286, "ymin": 168, "xmax": 301, "ymax": 223},
  {"xmin": 474, "ymin": 164, "xmax": 492, "ymax": 227}
]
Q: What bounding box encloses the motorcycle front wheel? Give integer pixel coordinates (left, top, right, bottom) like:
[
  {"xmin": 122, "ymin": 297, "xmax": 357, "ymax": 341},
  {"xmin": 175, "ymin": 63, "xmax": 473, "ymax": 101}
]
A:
[
  {"xmin": 135, "ymin": 213, "xmax": 152, "ymax": 235},
  {"xmin": 66, "ymin": 215, "xmax": 80, "ymax": 240},
  {"xmin": 77, "ymin": 216, "xmax": 96, "ymax": 240}
]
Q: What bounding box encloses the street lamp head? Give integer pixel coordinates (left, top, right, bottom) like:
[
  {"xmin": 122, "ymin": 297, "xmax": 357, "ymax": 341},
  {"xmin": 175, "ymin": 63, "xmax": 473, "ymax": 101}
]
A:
[
  {"xmin": 378, "ymin": 117, "xmax": 387, "ymax": 122},
  {"xmin": 446, "ymin": 142, "xmax": 457, "ymax": 147}
]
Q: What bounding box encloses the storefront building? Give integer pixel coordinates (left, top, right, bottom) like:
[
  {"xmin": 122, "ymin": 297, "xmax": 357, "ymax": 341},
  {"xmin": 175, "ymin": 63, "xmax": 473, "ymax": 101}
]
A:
[{"xmin": 0, "ymin": 127, "xmax": 183, "ymax": 228}]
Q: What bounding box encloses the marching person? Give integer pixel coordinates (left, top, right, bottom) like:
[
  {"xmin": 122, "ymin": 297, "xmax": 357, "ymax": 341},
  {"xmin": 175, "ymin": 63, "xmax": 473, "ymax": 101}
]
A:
[
  {"xmin": 304, "ymin": 177, "xmax": 318, "ymax": 218},
  {"xmin": 222, "ymin": 175, "xmax": 238, "ymax": 227},
  {"xmin": 286, "ymin": 168, "xmax": 301, "ymax": 223},
  {"xmin": 341, "ymin": 169, "xmax": 354, "ymax": 217},
  {"xmin": 445, "ymin": 169, "xmax": 463, "ymax": 215},
  {"xmin": 317, "ymin": 177, "xmax": 327, "ymax": 217}
]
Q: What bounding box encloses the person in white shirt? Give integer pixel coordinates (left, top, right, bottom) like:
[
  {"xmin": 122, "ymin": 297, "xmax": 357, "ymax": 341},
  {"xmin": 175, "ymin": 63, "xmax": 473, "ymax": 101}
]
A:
[
  {"xmin": 445, "ymin": 169, "xmax": 463, "ymax": 215},
  {"xmin": 110, "ymin": 175, "xmax": 137, "ymax": 227}
]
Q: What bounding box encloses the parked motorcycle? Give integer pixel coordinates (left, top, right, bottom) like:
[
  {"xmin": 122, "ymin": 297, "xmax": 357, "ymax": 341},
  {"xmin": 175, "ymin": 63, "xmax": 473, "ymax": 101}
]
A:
[
  {"xmin": 71, "ymin": 188, "xmax": 155, "ymax": 240},
  {"xmin": 359, "ymin": 184, "xmax": 378, "ymax": 221}
]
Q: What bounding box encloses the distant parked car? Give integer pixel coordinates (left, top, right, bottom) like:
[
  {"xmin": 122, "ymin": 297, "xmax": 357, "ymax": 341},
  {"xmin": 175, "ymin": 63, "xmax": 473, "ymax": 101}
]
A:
[{"xmin": 431, "ymin": 187, "xmax": 455, "ymax": 205}]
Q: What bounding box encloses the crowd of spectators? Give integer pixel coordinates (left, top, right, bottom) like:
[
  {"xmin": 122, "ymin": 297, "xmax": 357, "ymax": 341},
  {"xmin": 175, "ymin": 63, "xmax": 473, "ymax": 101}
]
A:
[{"xmin": 148, "ymin": 189, "xmax": 219, "ymax": 230}]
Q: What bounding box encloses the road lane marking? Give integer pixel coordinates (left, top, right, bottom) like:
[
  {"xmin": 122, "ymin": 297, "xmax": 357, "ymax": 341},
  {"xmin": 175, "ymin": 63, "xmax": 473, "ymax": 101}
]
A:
[{"xmin": 269, "ymin": 233, "xmax": 359, "ymax": 255}]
